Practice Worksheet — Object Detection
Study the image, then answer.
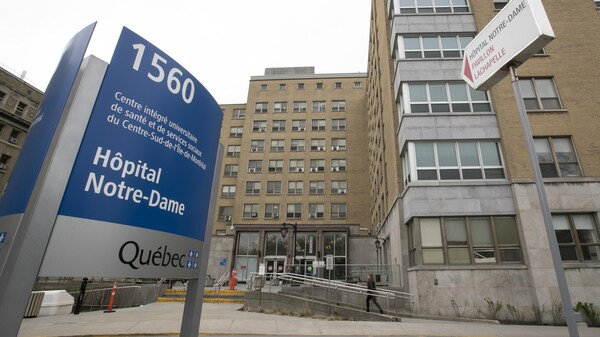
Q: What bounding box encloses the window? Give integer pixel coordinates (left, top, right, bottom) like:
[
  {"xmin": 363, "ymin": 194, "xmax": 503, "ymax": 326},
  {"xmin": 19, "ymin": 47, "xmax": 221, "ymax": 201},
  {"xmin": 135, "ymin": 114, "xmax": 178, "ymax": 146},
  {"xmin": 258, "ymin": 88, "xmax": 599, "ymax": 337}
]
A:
[
  {"xmin": 232, "ymin": 109, "xmax": 246, "ymax": 119},
  {"xmin": 250, "ymin": 140, "xmax": 265, "ymax": 152},
  {"xmin": 266, "ymin": 181, "xmax": 282, "ymax": 195},
  {"xmin": 520, "ymin": 78, "xmax": 563, "ymax": 111},
  {"xmin": 331, "ymin": 138, "xmax": 346, "ymax": 151},
  {"xmin": 493, "ymin": 0, "xmax": 508, "ymax": 10},
  {"xmin": 534, "ymin": 137, "xmax": 581, "ymax": 178},
  {"xmin": 268, "ymin": 159, "xmax": 284, "ymax": 172},
  {"xmin": 226, "ymin": 145, "xmax": 241, "ymax": 157},
  {"xmin": 265, "ymin": 203, "xmax": 281, "ymax": 219},
  {"xmin": 0, "ymin": 91, "xmax": 6, "ymax": 106},
  {"xmin": 252, "ymin": 121, "xmax": 267, "ymax": 132},
  {"xmin": 8, "ymin": 130, "xmax": 19, "ymax": 145},
  {"xmin": 288, "ymin": 181, "xmax": 304, "ymax": 195},
  {"xmin": 248, "ymin": 160, "xmax": 263, "ymax": 173},
  {"xmin": 398, "ymin": 0, "xmax": 469, "ymax": 14},
  {"xmin": 309, "ymin": 180, "xmax": 325, "ymax": 194},
  {"xmin": 331, "ymin": 100, "xmax": 346, "ymax": 112},
  {"xmin": 331, "ymin": 203, "xmax": 347, "ymax": 219},
  {"xmin": 15, "ymin": 102, "xmax": 27, "ymax": 117},
  {"xmin": 292, "ymin": 120, "xmax": 306, "ymax": 131},
  {"xmin": 405, "ymin": 140, "xmax": 505, "ymax": 181},
  {"xmin": 596, "ymin": 0, "xmax": 600, "ymax": 9},
  {"xmin": 289, "ymin": 159, "xmax": 305, "ymax": 172},
  {"xmin": 332, "ymin": 119, "xmax": 346, "ymax": 131},
  {"xmin": 312, "ymin": 101, "xmax": 326, "ymax": 112},
  {"xmin": 272, "ymin": 120, "xmax": 286, "ymax": 132},
  {"xmin": 254, "ymin": 102, "xmax": 268, "ymax": 113},
  {"xmin": 270, "ymin": 139, "xmax": 285, "ymax": 152},
  {"xmin": 218, "ymin": 206, "xmax": 233, "ymax": 221},
  {"xmin": 260, "ymin": 84, "xmax": 268, "ymax": 91},
  {"xmin": 245, "ymin": 181, "xmax": 261, "ymax": 195},
  {"xmin": 311, "ymin": 138, "xmax": 326, "ymax": 151},
  {"xmin": 400, "ymin": 35, "xmax": 473, "ymax": 59},
  {"xmin": 229, "ymin": 127, "xmax": 243, "ymax": 138},
  {"xmin": 404, "ymin": 82, "xmax": 491, "ymax": 114},
  {"xmin": 221, "ymin": 185, "xmax": 236, "ymax": 198},
  {"xmin": 323, "ymin": 232, "xmax": 347, "ymax": 279},
  {"xmin": 0, "ymin": 154, "xmax": 10, "ymax": 170},
  {"xmin": 224, "ymin": 164, "xmax": 238, "ymax": 177},
  {"xmin": 290, "ymin": 139, "xmax": 305, "ymax": 151},
  {"xmin": 243, "ymin": 203, "xmax": 260, "ymax": 218},
  {"xmin": 316, "ymin": 82, "xmax": 324, "ymax": 89},
  {"xmin": 278, "ymin": 83, "xmax": 286, "ymax": 91},
  {"xmin": 331, "ymin": 159, "xmax": 347, "ymax": 172},
  {"xmin": 310, "ymin": 159, "xmax": 325, "ymax": 172},
  {"xmin": 410, "ymin": 216, "xmax": 522, "ymax": 266},
  {"xmin": 331, "ymin": 180, "xmax": 347, "ymax": 194},
  {"xmin": 311, "ymin": 119, "xmax": 326, "ymax": 131},
  {"xmin": 335, "ymin": 82, "xmax": 343, "ymax": 89},
  {"xmin": 308, "ymin": 203, "xmax": 325, "ymax": 219},
  {"xmin": 287, "ymin": 203, "xmax": 303, "ymax": 219},
  {"xmin": 553, "ymin": 214, "xmax": 600, "ymax": 262},
  {"xmin": 274, "ymin": 102, "xmax": 288, "ymax": 113},
  {"xmin": 297, "ymin": 83, "xmax": 305, "ymax": 90},
  {"xmin": 353, "ymin": 81, "xmax": 362, "ymax": 89},
  {"xmin": 293, "ymin": 101, "xmax": 307, "ymax": 112}
]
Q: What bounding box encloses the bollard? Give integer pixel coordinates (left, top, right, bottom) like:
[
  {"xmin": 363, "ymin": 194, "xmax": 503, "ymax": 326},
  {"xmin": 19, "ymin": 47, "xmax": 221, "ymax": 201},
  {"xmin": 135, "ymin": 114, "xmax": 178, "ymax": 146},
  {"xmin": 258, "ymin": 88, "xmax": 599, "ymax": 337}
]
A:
[
  {"xmin": 103, "ymin": 282, "xmax": 117, "ymax": 313},
  {"xmin": 73, "ymin": 277, "xmax": 88, "ymax": 315},
  {"xmin": 229, "ymin": 268, "xmax": 237, "ymax": 290}
]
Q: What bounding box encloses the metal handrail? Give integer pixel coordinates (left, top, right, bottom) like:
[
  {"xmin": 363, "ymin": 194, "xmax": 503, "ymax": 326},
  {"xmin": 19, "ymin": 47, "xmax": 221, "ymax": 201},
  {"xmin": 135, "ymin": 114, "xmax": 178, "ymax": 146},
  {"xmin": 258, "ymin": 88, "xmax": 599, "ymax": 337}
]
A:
[
  {"xmin": 215, "ymin": 271, "xmax": 230, "ymax": 287},
  {"xmin": 276, "ymin": 273, "xmax": 412, "ymax": 300}
]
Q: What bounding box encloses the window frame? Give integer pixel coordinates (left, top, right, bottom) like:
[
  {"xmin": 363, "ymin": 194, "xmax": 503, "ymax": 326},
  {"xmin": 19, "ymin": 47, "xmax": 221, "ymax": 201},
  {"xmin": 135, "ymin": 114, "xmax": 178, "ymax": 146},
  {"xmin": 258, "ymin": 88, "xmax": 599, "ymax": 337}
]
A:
[
  {"xmin": 519, "ymin": 77, "xmax": 564, "ymax": 112},
  {"xmin": 533, "ymin": 137, "xmax": 582, "ymax": 178},
  {"xmin": 397, "ymin": 0, "xmax": 470, "ymax": 14},
  {"xmin": 552, "ymin": 213, "xmax": 600, "ymax": 263},
  {"xmin": 399, "ymin": 34, "xmax": 473, "ymax": 59},
  {"xmin": 403, "ymin": 81, "xmax": 492, "ymax": 114}
]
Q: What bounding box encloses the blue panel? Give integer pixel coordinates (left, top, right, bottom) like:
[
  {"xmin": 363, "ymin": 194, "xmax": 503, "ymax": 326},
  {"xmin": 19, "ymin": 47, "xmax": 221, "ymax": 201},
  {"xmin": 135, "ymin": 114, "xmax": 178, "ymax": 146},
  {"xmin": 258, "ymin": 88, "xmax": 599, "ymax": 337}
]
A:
[
  {"xmin": 57, "ymin": 27, "xmax": 223, "ymax": 242},
  {"xmin": 0, "ymin": 23, "xmax": 96, "ymax": 216}
]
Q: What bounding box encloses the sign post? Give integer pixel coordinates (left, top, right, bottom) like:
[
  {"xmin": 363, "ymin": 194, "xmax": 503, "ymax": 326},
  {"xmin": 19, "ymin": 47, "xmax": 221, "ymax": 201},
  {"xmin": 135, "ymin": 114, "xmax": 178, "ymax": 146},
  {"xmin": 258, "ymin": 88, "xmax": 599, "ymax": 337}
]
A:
[{"xmin": 462, "ymin": 1, "xmax": 577, "ymax": 336}]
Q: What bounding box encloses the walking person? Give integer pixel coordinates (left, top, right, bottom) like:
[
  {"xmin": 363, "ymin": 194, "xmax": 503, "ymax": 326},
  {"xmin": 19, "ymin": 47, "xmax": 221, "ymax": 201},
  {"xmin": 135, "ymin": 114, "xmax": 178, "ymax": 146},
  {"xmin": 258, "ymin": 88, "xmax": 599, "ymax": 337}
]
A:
[{"xmin": 366, "ymin": 274, "xmax": 383, "ymax": 314}]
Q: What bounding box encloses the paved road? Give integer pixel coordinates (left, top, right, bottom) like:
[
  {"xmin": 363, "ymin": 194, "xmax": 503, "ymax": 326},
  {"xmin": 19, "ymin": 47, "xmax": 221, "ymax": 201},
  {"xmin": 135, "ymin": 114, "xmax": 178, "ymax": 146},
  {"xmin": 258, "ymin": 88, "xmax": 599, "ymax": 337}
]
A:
[{"xmin": 18, "ymin": 302, "xmax": 596, "ymax": 337}]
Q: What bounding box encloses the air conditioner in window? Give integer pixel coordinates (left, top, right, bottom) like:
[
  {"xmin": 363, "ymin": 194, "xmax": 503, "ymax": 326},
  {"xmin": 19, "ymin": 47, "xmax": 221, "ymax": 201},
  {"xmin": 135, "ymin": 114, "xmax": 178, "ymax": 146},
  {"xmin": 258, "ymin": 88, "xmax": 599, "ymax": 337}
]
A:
[
  {"xmin": 250, "ymin": 146, "xmax": 257, "ymax": 151},
  {"xmin": 331, "ymin": 146, "xmax": 339, "ymax": 151},
  {"xmin": 299, "ymin": 127, "xmax": 306, "ymax": 131},
  {"xmin": 273, "ymin": 213, "xmax": 280, "ymax": 218},
  {"xmin": 310, "ymin": 167, "xmax": 317, "ymax": 172},
  {"xmin": 339, "ymin": 188, "xmax": 347, "ymax": 194},
  {"xmin": 297, "ymin": 167, "xmax": 304, "ymax": 172},
  {"xmin": 318, "ymin": 146, "xmax": 324, "ymax": 151},
  {"xmin": 259, "ymin": 127, "xmax": 266, "ymax": 132},
  {"xmin": 9, "ymin": 137, "xmax": 17, "ymax": 144},
  {"xmin": 249, "ymin": 168, "xmax": 256, "ymax": 173},
  {"xmin": 309, "ymin": 213, "xmax": 317, "ymax": 219},
  {"xmin": 0, "ymin": 163, "xmax": 6, "ymax": 170},
  {"xmin": 332, "ymin": 167, "xmax": 339, "ymax": 172},
  {"xmin": 251, "ymin": 212, "xmax": 258, "ymax": 218}
]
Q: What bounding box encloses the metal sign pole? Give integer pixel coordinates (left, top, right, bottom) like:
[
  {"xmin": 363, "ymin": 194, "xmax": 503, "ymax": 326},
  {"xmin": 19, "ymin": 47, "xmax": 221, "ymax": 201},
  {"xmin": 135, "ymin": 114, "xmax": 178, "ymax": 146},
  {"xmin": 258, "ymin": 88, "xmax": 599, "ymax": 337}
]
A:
[{"xmin": 509, "ymin": 65, "xmax": 579, "ymax": 337}]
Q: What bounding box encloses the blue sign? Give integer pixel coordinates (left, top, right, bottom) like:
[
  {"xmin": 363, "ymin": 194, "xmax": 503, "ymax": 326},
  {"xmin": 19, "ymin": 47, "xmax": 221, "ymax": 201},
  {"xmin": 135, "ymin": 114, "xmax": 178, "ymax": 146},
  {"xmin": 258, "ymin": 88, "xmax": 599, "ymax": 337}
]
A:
[
  {"xmin": 0, "ymin": 23, "xmax": 96, "ymax": 216},
  {"xmin": 57, "ymin": 27, "xmax": 223, "ymax": 241},
  {"xmin": 219, "ymin": 258, "xmax": 227, "ymax": 266}
]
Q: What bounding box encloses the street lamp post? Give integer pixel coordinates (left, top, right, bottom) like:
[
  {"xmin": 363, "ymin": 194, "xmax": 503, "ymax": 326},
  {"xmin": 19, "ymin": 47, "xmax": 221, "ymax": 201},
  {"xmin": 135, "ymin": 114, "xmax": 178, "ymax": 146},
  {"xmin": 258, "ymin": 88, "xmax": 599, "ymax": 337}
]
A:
[{"xmin": 281, "ymin": 222, "xmax": 298, "ymax": 272}]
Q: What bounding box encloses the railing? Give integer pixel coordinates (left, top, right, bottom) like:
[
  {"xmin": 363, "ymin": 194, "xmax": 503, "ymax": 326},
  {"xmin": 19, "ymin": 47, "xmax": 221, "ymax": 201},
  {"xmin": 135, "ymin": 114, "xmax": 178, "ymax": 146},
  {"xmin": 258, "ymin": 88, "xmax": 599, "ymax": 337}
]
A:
[
  {"xmin": 68, "ymin": 285, "xmax": 142, "ymax": 312},
  {"xmin": 249, "ymin": 272, "xmax": 413, "ymax": 314},
  {"xmin": 215, "ymin": 271, "xmax": 230, "ymax": 288}
]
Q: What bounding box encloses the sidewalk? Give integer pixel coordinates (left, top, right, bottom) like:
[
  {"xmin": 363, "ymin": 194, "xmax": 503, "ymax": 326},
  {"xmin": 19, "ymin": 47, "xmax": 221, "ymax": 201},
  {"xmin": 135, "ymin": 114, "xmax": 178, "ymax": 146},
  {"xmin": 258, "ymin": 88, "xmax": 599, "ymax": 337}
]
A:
[{"xmin": 18, "ymin": 301, "xmax": 596, "ymax": 337}]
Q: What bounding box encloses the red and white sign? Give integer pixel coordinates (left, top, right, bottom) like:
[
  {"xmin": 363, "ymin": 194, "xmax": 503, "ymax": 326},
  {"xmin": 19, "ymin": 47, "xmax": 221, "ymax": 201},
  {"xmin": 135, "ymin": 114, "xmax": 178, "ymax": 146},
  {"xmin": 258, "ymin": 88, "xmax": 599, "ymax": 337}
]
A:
[{"xmin": 462, "ymin": 0, "xmax": 554, "ymax": 90}]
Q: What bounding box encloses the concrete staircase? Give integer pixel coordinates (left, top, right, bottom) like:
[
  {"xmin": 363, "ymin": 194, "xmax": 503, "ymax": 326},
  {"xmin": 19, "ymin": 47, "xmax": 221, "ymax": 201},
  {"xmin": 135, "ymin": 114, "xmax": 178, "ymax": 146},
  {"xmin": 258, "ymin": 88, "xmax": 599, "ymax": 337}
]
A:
[{"xmin": 157, "ymin": 288, "xmax": 246, "ymax": 304}]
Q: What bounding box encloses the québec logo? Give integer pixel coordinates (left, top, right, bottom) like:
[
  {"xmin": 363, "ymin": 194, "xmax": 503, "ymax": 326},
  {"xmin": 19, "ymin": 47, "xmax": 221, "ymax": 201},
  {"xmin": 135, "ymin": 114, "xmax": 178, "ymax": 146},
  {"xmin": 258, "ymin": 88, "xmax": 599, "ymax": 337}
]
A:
[{"xmin": 118, "ymin": 240, "xmax": 199, "ymax": 270}]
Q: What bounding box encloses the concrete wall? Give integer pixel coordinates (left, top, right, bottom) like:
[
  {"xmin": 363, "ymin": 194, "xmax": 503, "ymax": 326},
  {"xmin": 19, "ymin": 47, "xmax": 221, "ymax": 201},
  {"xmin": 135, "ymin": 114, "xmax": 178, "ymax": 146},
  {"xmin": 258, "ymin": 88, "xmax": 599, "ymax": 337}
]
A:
[
  {"xmin": 408, "ymin": 268, "xmax": 535, "ymax": 320},
  {"xmin": 206, "ymin": 235, "xmax": 234, "ymax": 281}
]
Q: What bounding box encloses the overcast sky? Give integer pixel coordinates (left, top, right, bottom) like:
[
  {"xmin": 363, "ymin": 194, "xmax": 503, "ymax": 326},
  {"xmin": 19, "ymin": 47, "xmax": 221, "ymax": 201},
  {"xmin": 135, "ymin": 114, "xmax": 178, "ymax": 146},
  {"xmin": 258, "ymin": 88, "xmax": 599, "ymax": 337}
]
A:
[{"xmin": 0, "ymin": 0, "xmax": 371, "ymax": 104}]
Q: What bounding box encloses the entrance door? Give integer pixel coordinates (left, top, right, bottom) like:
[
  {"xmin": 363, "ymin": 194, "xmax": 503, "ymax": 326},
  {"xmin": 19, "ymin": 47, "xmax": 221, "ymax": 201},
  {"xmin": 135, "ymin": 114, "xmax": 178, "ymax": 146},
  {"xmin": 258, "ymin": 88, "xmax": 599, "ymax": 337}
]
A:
[
  {"xmin": 294, "ymin": 256, "xmax": 316, "ymax": 276},
  {"xmin": 265, "ymin": 258, "xmax": 285, "ymax": 279}
]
